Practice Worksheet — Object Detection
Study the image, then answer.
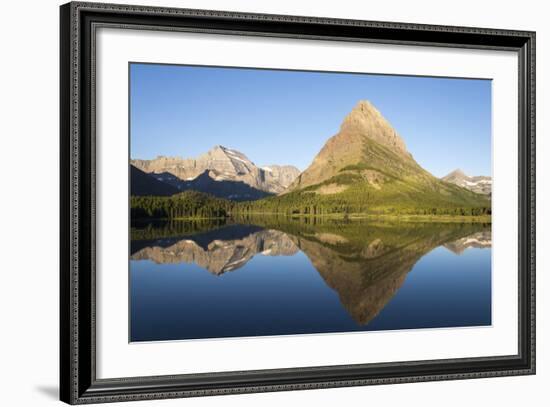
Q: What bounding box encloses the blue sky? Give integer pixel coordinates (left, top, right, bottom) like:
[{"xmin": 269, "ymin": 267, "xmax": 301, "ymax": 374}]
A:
[{"xmin": 130, "ymin": 63, "xmax": 491, "ymax": 177}]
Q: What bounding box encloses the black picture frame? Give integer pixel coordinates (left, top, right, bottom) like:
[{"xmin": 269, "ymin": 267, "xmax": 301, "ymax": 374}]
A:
[{"xmin": 60, "ymin": 1, "xmax": 536, "ymax": 404}]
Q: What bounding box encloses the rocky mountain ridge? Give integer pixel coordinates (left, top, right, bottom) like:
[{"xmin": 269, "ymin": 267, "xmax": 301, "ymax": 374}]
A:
[
  {"xmin": 132, "ymin": 145, "xmax": 300, "ymax": 195},
  {"xmin": 442, "ymin": 169, "xmax": 492, "ymax": 195}
]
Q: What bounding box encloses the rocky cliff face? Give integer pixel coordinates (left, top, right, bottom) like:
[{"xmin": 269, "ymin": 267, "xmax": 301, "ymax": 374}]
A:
[
  {"xmin": 442, "ymin": 169, "xmax": 492, "ymax": 195},
  {"xmin": 287, "ymin": 100, "xmax": 428, "ymax": 191},
  {"xmin": 340, "ymin": 100, "xmax": 410, "ymax": 157},
  {"xmin": 131, "ymin": 145, "xmax": 300, "ymax": 195},
  {"xmin": 261, "ymin": 165, "xmax": 301, "ymax": 190}
]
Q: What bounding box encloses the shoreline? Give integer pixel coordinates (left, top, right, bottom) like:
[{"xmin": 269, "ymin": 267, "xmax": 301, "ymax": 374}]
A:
[{"xmin": 137, "ymin": 213, "xmax": 491, "ymax": 224}]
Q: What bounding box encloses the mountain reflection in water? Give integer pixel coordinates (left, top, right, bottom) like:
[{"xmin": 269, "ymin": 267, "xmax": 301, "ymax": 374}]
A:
[
  {"xmin": 130, "ymin": 218, "xmax": 491, "ymax": 341},
  {"xmin": 132, "ymin": 225, "xmax": 299, "ymax": 274}
]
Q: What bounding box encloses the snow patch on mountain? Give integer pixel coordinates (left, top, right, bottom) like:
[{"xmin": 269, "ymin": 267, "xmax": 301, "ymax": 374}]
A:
[{"xmin": 441, "ymin": 169, "xmax": 492, "ymax": 195}]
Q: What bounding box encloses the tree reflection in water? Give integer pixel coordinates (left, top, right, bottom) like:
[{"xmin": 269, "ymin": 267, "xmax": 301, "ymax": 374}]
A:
[{"xmin": 131, "ymin": 218, "xmax": 491, "ymax": 326}]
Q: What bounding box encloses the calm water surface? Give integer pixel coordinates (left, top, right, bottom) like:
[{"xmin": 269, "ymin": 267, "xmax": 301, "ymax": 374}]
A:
[{"xmin": 130, "ymin": 219, "xmax": 491, "ymax": 342}]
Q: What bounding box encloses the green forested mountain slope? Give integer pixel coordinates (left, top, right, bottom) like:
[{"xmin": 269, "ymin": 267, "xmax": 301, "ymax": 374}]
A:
[{"xmin": 265, "ymin": 100, "xmax": 491, "ymax": 215}]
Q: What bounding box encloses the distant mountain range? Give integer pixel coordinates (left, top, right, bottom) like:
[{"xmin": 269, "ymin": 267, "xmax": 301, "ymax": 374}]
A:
[
  {"xmin": 131, "ymin": 100, "xmax": 490, "ymax": 213},
  {"xmin": 442, "ymin": 169, "xmax": 492, "ymax": 195},
  {"xmin": 131, "ymin": 145, "xmax": 300, "ymax": 200}
]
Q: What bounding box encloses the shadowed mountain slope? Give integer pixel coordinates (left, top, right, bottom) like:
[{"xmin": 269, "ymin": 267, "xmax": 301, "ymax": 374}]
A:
[{"xmin": 130, "ymin": 165, "xmax": 179, "ymax": 196}]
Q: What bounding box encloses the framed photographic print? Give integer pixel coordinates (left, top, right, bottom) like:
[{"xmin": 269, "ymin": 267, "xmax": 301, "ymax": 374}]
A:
[{"xmin": 60, "ymin": 1, "xmax": 536, "ymax": 404}]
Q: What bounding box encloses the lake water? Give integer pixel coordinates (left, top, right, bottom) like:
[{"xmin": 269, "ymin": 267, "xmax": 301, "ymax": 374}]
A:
[{"xmin": 130, "ymin": 219, "xmax": 491, "ymax": 342}]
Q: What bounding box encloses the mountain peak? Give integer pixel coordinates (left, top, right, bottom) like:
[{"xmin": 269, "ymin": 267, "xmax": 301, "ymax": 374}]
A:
[
  {"xmin": 445, "ymin": 169, "xmax": 467, "ymax": 178},
  {"xmin": 340, "ymin": 100, "xmax": 409, "ymax": 157},
  {"xmin": 208, "ymin": 145, "xmax": 250, "ymax": 160},
  {"xmin": 343, "ymin": 100, "xmax": 381, "ymax": 122},
  {"xmin": 351, "ymin": 99, "xmax": 378, "ymax": 114},
  {"xmin": 442, "ymin": 169, "xmax": 492, "ymax": 195},
  {"xmin": 287, "ymin": 100, "xmax": 417, "ymax": 191},
  {"xmin": 209, "ymin": 145, "xmax": 230, "ymax": 154}
]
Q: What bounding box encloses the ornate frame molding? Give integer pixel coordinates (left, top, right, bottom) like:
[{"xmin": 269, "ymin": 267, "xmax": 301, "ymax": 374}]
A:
[{"xmin": 60, "ymin": 2, "xmax": 535, "ymax": 404}]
